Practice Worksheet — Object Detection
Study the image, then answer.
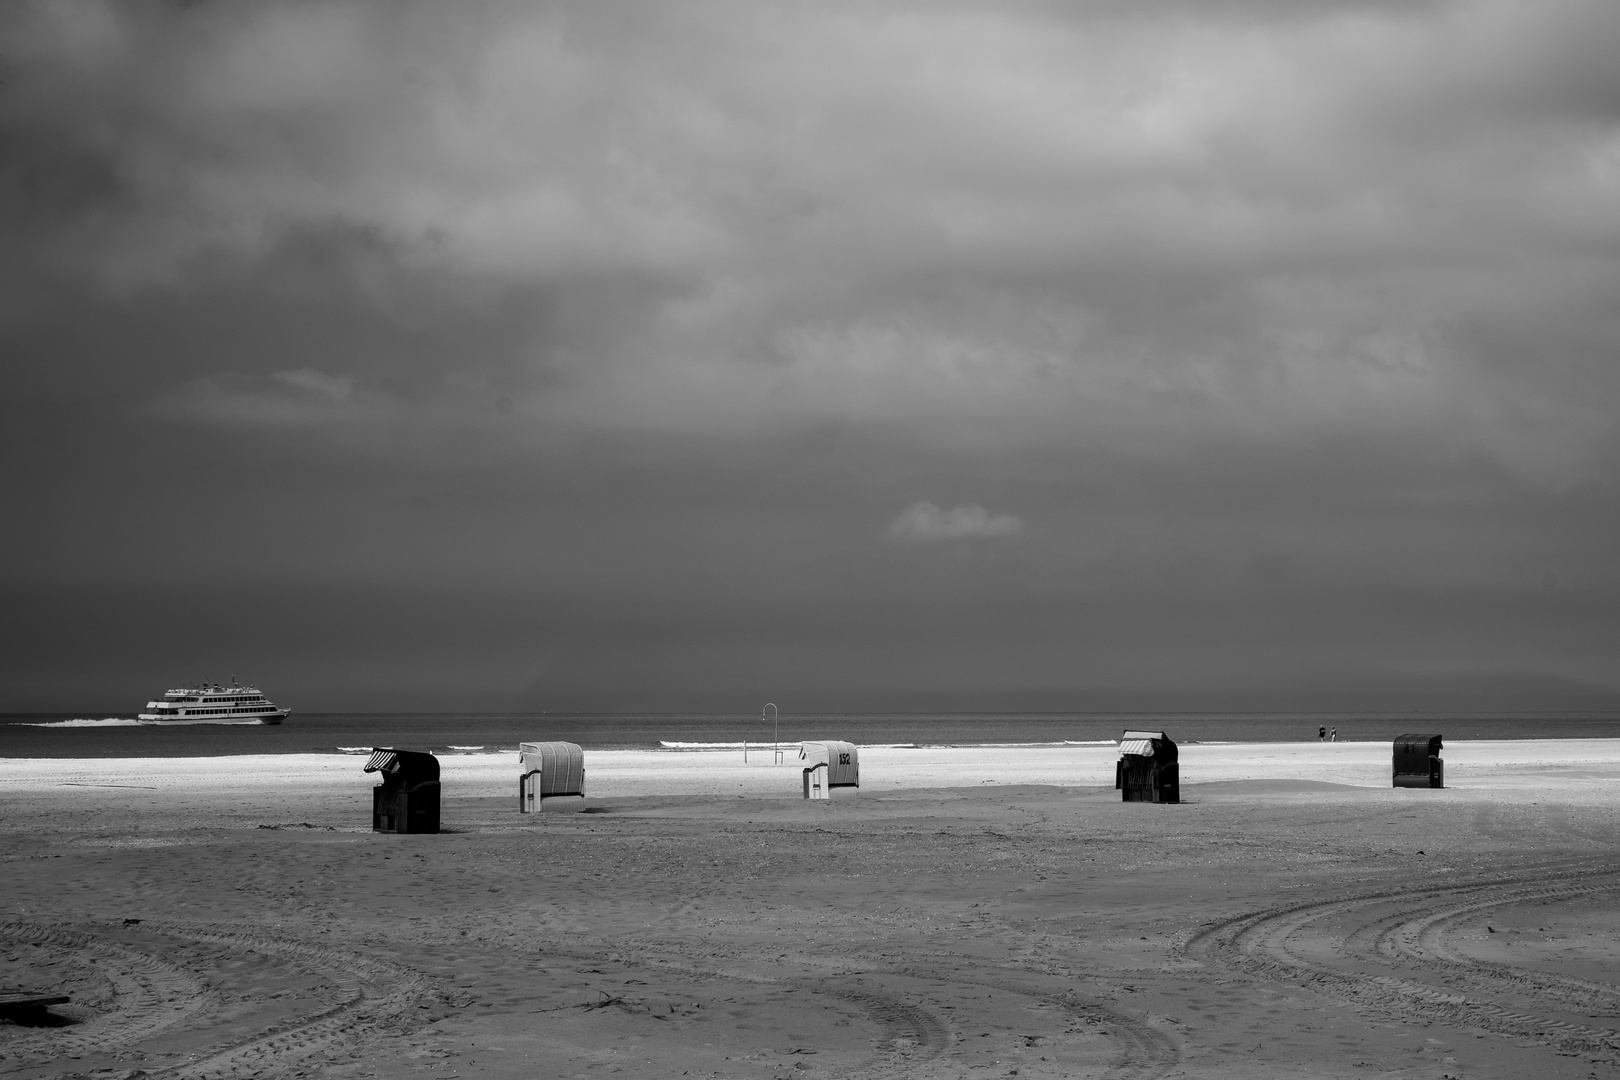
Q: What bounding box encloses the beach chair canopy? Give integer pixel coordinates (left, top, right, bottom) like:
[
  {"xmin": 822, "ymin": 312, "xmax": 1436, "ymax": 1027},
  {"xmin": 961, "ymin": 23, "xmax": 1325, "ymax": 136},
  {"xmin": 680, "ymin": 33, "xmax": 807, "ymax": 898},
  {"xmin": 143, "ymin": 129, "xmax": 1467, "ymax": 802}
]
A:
[
  {"xmin": 800, "ymin": 740, "xmax": 859, "ymax": 787},
  {"xmin": 518, "ymin": 741, "xmax": 586, "ymax": 797},
  {"xmin": 1393, "ymin": 733, "xmax": 1443, "ymax": 771},
  {"xmin": 363, "ymin": 748, "xmax": 439, "ymax": 784},
  {"xmin": 1118, "ymin": 730, "xmax": 1177, "ymax": 762}
]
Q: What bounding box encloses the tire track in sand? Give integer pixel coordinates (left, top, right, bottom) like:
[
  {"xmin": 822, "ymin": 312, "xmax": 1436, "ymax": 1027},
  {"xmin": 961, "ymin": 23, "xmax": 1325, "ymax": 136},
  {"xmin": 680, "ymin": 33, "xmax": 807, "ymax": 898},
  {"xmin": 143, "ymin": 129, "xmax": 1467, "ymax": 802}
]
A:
[
  {"xmin": 538, "ymin": 942, "xmax": 960, "ymax": 1079},
  {"xmin": 1181, "ymin": 863, "xmax": 1620, "ymax": 1062},
  {"xmin": 887, "ymin": 963, "xmax": 1180, "ymax": 1080},
  {"xmin": 0, "ymin": 919, "xmax": 434, "ymax": 1078},
  {"xmin": 818, "ymin": 985, "xmax": 953, "ymax": 1077},
  {"xmin": 547, "ymin": 938, "xmax": 1174, "ymax": 1079},
  {"xmin": 0, "ymin": 921, "xmax": 215, "ymax": 1068},
  {"xmin": 150, "ymin": 921, "xmax": 433, "ymax": 1080}
]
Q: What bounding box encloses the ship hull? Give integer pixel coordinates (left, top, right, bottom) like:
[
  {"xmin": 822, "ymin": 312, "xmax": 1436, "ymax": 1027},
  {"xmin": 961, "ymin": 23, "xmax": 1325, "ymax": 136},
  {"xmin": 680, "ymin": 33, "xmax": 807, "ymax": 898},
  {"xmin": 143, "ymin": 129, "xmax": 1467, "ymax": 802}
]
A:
[{"xmin": 137, "ymin": 711, "xmax": 288, "ymax": 726}]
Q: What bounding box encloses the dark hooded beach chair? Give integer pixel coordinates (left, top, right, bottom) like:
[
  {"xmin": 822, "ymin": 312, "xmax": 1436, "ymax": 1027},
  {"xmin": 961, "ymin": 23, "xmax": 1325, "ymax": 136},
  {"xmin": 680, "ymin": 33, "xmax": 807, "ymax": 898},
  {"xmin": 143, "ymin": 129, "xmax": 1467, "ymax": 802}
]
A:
[
  {"xmin": 1116, "ymin": 730, "xmax": 1179, "ymax": 803},
  {"xmin": 1393, "ymin": 734, "xmax": 1444, "ymax": 788},
  {"xmin": 364, "ymin": 748, "xmax": 441, "ymax": 833}
]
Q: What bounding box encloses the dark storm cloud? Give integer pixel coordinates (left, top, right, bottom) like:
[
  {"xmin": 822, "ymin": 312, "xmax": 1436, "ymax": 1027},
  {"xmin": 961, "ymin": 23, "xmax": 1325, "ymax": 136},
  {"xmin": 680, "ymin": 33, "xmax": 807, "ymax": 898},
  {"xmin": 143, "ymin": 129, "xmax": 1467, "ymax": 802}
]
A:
[
  {"xmin": 7, "ymin": 2, "xmax": 1615, "ymax": 450},
  {"xmin": 3, "ymin": 1, "xmax": 1619, "ymax": 709}
]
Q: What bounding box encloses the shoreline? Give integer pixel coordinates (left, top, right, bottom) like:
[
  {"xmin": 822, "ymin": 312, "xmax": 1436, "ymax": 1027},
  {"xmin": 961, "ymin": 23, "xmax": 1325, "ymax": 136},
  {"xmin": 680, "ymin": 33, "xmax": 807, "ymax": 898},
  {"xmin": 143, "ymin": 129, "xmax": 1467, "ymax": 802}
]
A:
[{"xmin": 6, "ymin": 737, "xmax": 1620, "ymax": 803}]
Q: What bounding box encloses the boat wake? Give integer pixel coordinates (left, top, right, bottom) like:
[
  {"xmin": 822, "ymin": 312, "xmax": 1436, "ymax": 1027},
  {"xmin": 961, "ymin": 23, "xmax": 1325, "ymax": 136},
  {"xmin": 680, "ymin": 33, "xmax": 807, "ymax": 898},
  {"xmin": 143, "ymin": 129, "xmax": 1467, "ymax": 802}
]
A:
[{"xmin": 21, "ymin": 718, "xmax": 146, "ymax": 728}]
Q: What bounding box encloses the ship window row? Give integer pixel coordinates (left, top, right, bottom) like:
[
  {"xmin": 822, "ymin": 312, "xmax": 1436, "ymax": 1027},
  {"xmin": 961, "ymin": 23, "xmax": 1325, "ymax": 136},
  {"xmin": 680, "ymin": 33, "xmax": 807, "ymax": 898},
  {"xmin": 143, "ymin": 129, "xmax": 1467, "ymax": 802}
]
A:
[
  {"xmin": 168, "ymin": 695, "xmax": 264, "ymax": 703},
  {"xmin": 171, "ymin": 697, "xmax": 264, "ymax": 704}
]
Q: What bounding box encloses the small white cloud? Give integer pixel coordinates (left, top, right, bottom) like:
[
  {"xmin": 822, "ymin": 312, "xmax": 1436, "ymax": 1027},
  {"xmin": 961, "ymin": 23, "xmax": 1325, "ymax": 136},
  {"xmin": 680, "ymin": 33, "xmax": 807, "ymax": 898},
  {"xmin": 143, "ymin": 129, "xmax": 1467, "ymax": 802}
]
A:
[
  {"xmin": 886, "ymin": 502, "xmax": 1024, "ymax": 543},
  {"xmin": 147, "ymin": 368, "xmax": 365, "ymax": 428},
  {"xmin": 272, "ymin": 367, "xmax": 355, "ymax": 402}
]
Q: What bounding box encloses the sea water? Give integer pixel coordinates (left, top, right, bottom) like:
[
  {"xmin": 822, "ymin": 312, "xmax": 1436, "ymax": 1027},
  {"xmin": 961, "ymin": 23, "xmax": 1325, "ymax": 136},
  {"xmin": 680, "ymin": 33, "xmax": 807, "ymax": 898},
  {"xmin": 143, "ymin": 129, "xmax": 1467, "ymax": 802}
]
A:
[{"xmin": 2, "ymin": 711, "xmax": 1618, "ymax": 758}]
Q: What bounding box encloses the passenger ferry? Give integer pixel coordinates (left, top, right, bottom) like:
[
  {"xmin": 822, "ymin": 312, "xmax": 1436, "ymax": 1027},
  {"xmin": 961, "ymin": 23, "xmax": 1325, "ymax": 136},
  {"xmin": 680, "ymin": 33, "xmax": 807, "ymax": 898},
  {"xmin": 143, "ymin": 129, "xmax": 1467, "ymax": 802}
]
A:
[{"xmin": 138, "ymin": 679, "xmax": 289, "ymax": 725}]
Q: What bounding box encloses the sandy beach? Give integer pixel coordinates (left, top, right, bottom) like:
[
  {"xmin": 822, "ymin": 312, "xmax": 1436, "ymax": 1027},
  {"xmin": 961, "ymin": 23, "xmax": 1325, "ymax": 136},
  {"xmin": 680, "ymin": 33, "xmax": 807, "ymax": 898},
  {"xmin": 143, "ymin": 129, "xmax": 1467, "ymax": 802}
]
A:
[{"xmin": 4, "ymin": 740, "xmax": 1619, "ymax": 1079}]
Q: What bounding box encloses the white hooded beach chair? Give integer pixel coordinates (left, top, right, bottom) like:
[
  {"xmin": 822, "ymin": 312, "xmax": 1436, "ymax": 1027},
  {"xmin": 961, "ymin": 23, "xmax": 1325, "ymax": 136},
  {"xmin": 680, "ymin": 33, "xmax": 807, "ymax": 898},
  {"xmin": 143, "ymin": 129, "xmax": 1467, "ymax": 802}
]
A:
[
  {"xmin": 800, "ymin": 740, "xmax": 859, "ymax": 800},
  {"xmin": 518, "ymin": 741, "xmax": 586, "ymax": 812}
]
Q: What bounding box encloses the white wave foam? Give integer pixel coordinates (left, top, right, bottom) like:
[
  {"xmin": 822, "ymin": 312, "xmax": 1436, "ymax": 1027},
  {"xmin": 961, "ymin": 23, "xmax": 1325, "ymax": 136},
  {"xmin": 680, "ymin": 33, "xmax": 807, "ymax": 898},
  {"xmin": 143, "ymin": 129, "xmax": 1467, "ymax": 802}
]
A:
[
  {"xmin": 655, "ymin": 739, "xmax": 1123, "ymax": 751},
  {"xmin": 337, "ymin": 746, "xmax": 373, "ymax": 753},
  {"xmin": 448, "ymin": 745, "xmax": 486, "ymax": 751},
  {"xmin": 658, "ymin": 741, "xmax": 926, "ymax": 750},
  {"xmin": 658, "ymin": 740, "xmax": 841, "ymax": 750},
  {"xmin": 22, "ymin": 718, "xmax": 145, "ymax": 728}
]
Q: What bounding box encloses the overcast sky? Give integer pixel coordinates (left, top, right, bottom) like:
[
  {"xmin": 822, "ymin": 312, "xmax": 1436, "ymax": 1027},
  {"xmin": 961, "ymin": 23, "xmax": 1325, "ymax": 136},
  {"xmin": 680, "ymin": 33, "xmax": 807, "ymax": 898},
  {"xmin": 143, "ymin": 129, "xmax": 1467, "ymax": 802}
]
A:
[{"xmin": 4, "ymin": 0, "xmax": 1619, "ymax": 713}]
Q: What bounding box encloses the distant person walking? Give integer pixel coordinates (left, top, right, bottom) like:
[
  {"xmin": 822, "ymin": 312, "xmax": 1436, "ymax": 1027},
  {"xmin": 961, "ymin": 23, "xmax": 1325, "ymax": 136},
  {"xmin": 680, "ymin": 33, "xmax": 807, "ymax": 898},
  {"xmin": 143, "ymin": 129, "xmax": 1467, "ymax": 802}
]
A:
[
  {"xmin": 1330, "ymin": 727, "xmax": 1338, "ymax": 742},
  {"xmin": 1319, "ymin": 725, "xmax": 1326, "ymax": 741}
]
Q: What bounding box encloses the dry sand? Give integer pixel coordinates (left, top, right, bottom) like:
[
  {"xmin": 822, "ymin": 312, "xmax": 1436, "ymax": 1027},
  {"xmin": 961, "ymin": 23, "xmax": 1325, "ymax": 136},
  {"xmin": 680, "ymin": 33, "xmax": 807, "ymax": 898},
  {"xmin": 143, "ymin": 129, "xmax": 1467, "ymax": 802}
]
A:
[{"xmin": 3, "ymin": 740, "xmax": 1619, "ymax": 1079}]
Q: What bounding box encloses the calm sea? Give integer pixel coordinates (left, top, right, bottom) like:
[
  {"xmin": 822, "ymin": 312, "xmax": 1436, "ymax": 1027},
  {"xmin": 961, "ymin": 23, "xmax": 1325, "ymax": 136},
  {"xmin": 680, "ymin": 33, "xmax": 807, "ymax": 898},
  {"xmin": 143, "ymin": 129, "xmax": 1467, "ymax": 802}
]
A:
[{"xmin": 2, "ymin": 711, "xmax": 1619, "ymax": 758}]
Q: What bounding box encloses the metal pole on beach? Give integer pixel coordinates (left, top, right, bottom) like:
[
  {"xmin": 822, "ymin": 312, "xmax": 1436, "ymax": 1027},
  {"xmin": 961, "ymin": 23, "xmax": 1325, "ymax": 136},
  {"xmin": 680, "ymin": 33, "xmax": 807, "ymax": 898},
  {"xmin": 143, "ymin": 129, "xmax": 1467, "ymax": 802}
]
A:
[{"xmin": 764, "ymin": 703, "xmax": 780, "ymax": 764}]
